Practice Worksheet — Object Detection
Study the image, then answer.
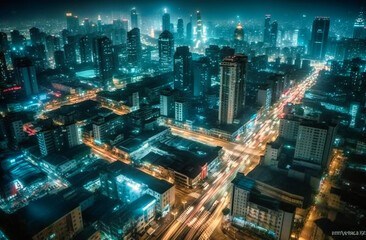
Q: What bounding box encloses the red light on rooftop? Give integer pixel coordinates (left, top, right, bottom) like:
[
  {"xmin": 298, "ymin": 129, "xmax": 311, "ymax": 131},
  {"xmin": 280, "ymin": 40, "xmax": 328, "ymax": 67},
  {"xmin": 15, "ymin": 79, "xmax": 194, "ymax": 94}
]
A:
[{"xmin": 2, "ymin": 86, "xmax": 21, "ymax": 92}]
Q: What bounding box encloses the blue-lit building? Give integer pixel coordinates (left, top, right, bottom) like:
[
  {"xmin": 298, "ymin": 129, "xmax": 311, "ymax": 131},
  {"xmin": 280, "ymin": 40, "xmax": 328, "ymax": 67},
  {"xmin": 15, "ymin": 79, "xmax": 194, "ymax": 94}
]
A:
[
  {"xmin": 173, "ymin": 46, "xmax": 192, "ymax": 91},
  {"xmin": 100, "ymin": 161, "xmax": 175, "ymax": 215}
]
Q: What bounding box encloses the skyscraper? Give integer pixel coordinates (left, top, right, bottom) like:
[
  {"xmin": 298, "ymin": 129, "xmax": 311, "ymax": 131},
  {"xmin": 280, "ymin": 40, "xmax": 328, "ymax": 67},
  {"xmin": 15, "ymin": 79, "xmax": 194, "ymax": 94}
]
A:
[
  {"xmin": 54, "ymin": 50, "xmax": 65, "ymax": 69},
  {"xmin": 218, "ymin": 55, "xmax": 247, "ymax": 125},
  {"xmin": 177, "ymin": 18, "xmax": 184, "ymax": 40},
  {"xmin": 65, "ymin": 12, "xmax": 79, "ymax": 34},
  {"xmin": 14, "ymin": 57, "xmax": 38, "ymax": 97},
  {"xmin": 127, "ymin": 28, "xmax": 142, "ymax": 69},
  {"xmin": 270, "ymin": 21, "xmax": 278, "ymax": 47},
  {"xmin": 205, "ymin": 45, "xmax": 221, "ymax": 81},
  {"xmin": 0, "ymin": 52, "xmax": 7, "ymax": 86},
  {"xmin": 131, "ymin": 8, "xmax": 138, "ymax": 29},
  {"xmin": 0, "ymin": 32, "xmax": 9, "ymax": 52},
  {"xmin": 79, "ymin": 35, "xmax": 92, "ymax": 63},
  {"xmin": 158, "ymin": 30, "xmax": 174, "ymax": 73},
  {"xmin": 29, "ymin": 27, "xmax": 43, "ymax": 46},
  {"xmin": 263, "ymin": 14, "xmax": 271, "ymax": 45},
  {"xmin": 174, "ymin": 46, "xmax": 192, "ymax": 91},
  {"xmin": 186, "ymin": 15, "xmax": 193, "ymax": 42},
  {"xmin": 309, "ymin": 17, "xmax": 330, "ymax": 60},
  {"xmin": 93, "ymin": 36, "xmax": 114, "ymax": 80},
  {"xmin": 162, "ymin": 9, "xmax": 171, "ymax": 32},
  {"xmin": 192, "ymin": 57, "xmax": 210, "ymax": 96},
  {"xmin": 353, "ymin": 10, "xmax": 365, "ymax": 39},
  {"xmin": 234, "ymin": 23, "xmax": 244, "ymax": 52},
  {"xmin": 196, "ymin": 11, "xmax": 203, "ymax": 41}
]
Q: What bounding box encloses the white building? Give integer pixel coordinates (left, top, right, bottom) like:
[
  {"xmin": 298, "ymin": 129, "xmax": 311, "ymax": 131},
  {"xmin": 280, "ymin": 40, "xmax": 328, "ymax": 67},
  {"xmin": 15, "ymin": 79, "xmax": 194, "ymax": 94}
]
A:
[{"xmin": 175, "ymin": 99, "xmax": 188, "ymax": 122}]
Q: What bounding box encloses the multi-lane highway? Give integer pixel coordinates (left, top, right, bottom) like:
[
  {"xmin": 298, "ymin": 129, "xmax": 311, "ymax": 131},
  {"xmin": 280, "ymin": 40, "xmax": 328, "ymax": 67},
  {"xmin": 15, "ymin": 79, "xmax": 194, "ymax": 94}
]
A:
[{"xmin": 154, "ymin": 69, "xmax": 319, "ymax": 240}]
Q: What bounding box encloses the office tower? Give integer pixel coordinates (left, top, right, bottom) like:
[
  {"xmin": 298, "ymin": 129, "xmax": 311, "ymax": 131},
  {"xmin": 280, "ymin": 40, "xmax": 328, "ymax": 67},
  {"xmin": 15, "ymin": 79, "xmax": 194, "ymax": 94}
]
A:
[
  {"xmin": 65, "ymin": 12, "xmax": 79, "ymax": 34},
  {"xmin": 122, "ymin": 19, "xmax": 129, "ymax": 31},
  {"xmin": 270, "ymin": 21, "xmax": 278, "ymax": 47},
  {"xmin": 127, "ymin": 28, "xmax": 142, "ymax": 69},
  {"xmin": 83, "ymin": 18, "xmax": 91, "ymax": 34},
  {"xmin": 158, "ymin": 30, "xmax": 174, "ymax": 73},
  {"xmin": 0, "ymin": 32, "xmax": 9, "ymax": 52},
  {"xmin": 79, "ymin": 35, "xmax": 92, "ymax": 63},
  {"xmin": 279, "ymin": 115, "xmax": 301, "ymax": 141},
  {"xmin": 263, "ymin": 14, "xmax": 271, "ymax": 45},
  {"xmin": 173, "ymin": 46, "xmax": 192, "ymax": 91},
  {"xmin": 162, "ymin": 9, "xmax": 170, "ymax": 31},
  {"xmin": 160, "ymin": 89, "xmax": 175, "ymax": 117},
  {"xmin": 294, "ymin": 122, "xmax": 337, "ymax": 169},
  {"xmin": 268, "ymin": 74, "xmax": 285, "ymax": 104},
  {"xmin": 29, "ymin": 27, "xmax": 42, "ymax": 46},
  {"xmin": 64, "ymin": 43, "xmax": 76, "ymax": 68},
  {"xmin": 234, "ymin": 23, "xmax": 244, "ymax": 42},
  {"xmin": 294, "ymin": 53, "xmax": 301, "ymax": 68},
  {"xmin": 131, "ymin": 8, "xmax": 138, "ymax": 29},
  {"xmin": 205, "ymin": 45, "xmax": 221, "ymax": 80},
  {"xmin": 4, "ymin": 113, "xmax": 26, "ymax": 149},
  {"xmin": 230, "ymin": 173, "xmax": 295, "ymax": 240},
  {"xmin": 196, "ymin": 11, "xmax": 203, "ymax": 41},
  {"xmin": 192, "ymin": 57, "xmax": 210, "ymax": 96},
  {"xmin": 218, "ymin": 55, "xmax": 247, "ymax": 125},
  {"xmin": 97, "ymin": 14, "xmax": 102, "ymax": 32},
  {"xmin": 234, "ymin": 23, "xmax": 244, "ymax": 52},
  {"xmin": 54, "ymin": 50, "xmax": 65, "ymax": 69},
  {"xmin": 0, "ymin": 52, "xmax": 7, "ymax": 86},
  {"xmin": 297, "ymin": 28, "xmax": 309, "ymax": 46},
  {"xmin": 257, "ymin": 85, "xmax": 272, "ymax": 110},
  {"xmin": 14, "ymin": 58, "xmax": 38, "ymax": 97},
  {"xmin": 186, "ymin": 15, "xmax": 193, "ymax": 42},
  {"xmin": 353, "ymin": 10, "xmax": 365, "ymax": 39},
  {"xmin": 309, "ymin": 17, "xmax": 330, "ymax": 60},
  {"xmin": 112, "ymin": 28, "xmax": 127, "ymax": 45},
  {"xmin": 177, "ymin": 18, "xmax": 184, "ymax": 40},
  {"xmin": 45, "ymin": 35, "xmax": 56, "ymax": 60},
  {"xmin": 37, "ymin": 122, "xmax": 80, "ymax": 156},
  {"xmin": 175, "ymin": 99, "xmax": 188, "ymax": 122},
  {"xmin": 61, "ymin": 29, "xmax": 70, "ymax": 45},
  {"xmin": 11, "ymin": 30, "xmax": 26, "ymax": 48},
  {"xmin": 93, "ymin": 36, "xmax": 114, "ymax": 80}
]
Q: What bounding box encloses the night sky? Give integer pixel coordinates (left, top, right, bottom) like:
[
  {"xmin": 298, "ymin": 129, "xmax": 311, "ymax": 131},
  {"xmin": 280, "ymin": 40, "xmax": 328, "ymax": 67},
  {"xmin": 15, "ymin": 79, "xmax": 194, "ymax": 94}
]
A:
[{"xmin": 0, "ymin": 0, "xmax": 364, "ymax": 22}]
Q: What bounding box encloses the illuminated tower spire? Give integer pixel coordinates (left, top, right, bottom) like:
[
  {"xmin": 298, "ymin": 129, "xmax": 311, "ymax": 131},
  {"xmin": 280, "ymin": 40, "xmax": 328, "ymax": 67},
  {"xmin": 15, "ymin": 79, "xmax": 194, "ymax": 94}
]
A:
[
  {"xmin": 196, "ymin": 10, "xmax": 202, "ymax": 41},
  {"xmin": 353, "ymin": 9, "xmax": 365, "ymax": 39}
]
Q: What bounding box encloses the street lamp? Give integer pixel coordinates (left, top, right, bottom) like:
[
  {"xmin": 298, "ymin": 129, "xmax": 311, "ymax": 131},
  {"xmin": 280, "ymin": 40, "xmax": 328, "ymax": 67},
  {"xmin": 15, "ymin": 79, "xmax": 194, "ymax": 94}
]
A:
[{"xmin": 182, "ymin": 200, "xmax": 187, "ymax": 210}]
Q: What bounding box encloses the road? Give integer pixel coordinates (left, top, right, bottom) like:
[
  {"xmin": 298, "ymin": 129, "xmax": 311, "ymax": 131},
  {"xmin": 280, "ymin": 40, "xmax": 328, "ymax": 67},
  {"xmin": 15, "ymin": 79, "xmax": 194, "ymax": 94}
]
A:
[{"xmin": 155, "ymin": 69, "xmax": 319, "ymax": 240}]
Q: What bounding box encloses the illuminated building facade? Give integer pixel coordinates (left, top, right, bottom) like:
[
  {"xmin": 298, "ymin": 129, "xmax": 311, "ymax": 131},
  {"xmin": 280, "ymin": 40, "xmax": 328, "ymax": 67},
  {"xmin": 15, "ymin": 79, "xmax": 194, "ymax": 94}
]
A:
[
  {"xmin": 93, "ymin": 36, "xmax": 114, "ymax": 80},
  {"xmin": 158, "ymin": 30, "xmax": 174, "ymax": 73},
  {"xmin": 231, "ymin": 173, "xmax": 295, "ymax": 240},
  {"xmin": 127, "ymin": 28, "xmax": 142, "ymax": 69},
  {"xmin": 309, "ymin": 16, "xmax": 330, "ymax": 60},
  {"xmin": 100, "ymin": 161, "xmax": 175, "ymax": 215},
  {"xmin": 353, "ymin": 10, "xmax": 365, "ymax": 39},
  {"xmin": 173, "ymin": 46, "xmax": 192, "ymax": 91},
  {"xmin": 218, "ymin": 55, "xmax": 247, "ymax": 125}
]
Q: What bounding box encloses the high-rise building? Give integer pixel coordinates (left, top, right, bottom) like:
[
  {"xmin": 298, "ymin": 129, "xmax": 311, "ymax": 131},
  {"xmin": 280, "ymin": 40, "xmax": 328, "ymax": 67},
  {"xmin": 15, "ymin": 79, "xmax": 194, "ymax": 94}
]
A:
[
  {"xmin": 45, "ymin": 35, "xmax": 56, "ymax": 61},
  {"xmin": 220, "ymin": 46, "xmax": 235, "ymax": 61},
  {"xmin": 131, "ymin": 8, "xmax": 138, "ymax": 29},
  {"xmin": 230, "ymin": 173, "xmax": 295, "ymax": 240},
  {"xmin": 294, "ymin": 121, "xmax": 337, "ymax": 169},
  {"xmin": 29, "ymin": 27, "xmax": 43, "ymax": 46},
  {"xmin": 173, "ymin": 46, "xmax": 192, "ymax": 91},
  {"xmin": 186, "ymin": 15, "xmax": 193, "ymax": 42},
  {"xmin": 196, "ymin": 11, "xmax": 203, "ymax": 41},
  {"xmin": 127, "ymin": 28, "xmax": 142, "ymax": 69},
  {"xmin": 175, "ymin": 99, "xmax": 188, "ymax": 122},
  {"xmin": 65, "ymin": 12, "xmax": 79, "ymax": 34},
  {"xmin": 270, "ymin": 21, "xmax": 278, "ymax": 47},
  {"xmin": 11, "ymin": 30, "xmax": 26, "ymax": 48},
  {"xmin": 297, "ymin": 28, "xmax": 309, "ymax": 47},
  {"xmin": 4, "ymin": 113, "xmax": 26, "ymax": 149},
  {"xmin": 79, "ymin": 35, "xmax": 92, "ymax": 63},
  {"xmin": 218, "ymin": 55, "xmax": 247, "ymax": 125},
  {"xmin": 64, "ymin": 43, "xmax": 76, "ymax": 68},
  {"xmin": 353, "ymin": 10, "xmax": 365, "ymax": 39},
  {"xmin": 37, "ymin": 122, "xmax": 81, "ymax": 156},
  {"xmin": 162, "ymin": 9, "xmax": 171, "ymax": 32},
  {"xmin": 0, "ymin": 52, "xmax": 7, "ymax": 86},
  {"xmin": 54, "ymin": 50, "xmax": 65, "ymax": 69},
  {"xmin": 158, "ymin": 30, "xmax": 174, "ymax": 73},
  {"xmin": 93, "ymin": 36, "xmax": 114, "ymax": 80},
  {"xmin": 192, "ymin": 57, "xmax": 210, "ymax": 97},
  {"xmin": 234, "ymin": 23, "xmax": 244, "ymax": 52},
  {"xmin": 309, "ymin": 17, "xmax": 330, "ymax": 60},
  {"xmin": 160, "ymin": 88, "xmax": 176, "ymax": 117},
  {"xmin": 205, "ymin": 45, "xmax": 221, "ymax": 80},
  {"xmin": 177, "ymin": 18, "xmax": 184, "ymax": 40},
  {"xmin": 263, "ymin": 14, "xmax": 271, "ymax": 45},
  {"xmin": 14, "ymin": 58, "xmax": 38, "ymax": 97},
  {"xmin": 0, "ymin": 32, "xmax": 9, "ymax": 52}
]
